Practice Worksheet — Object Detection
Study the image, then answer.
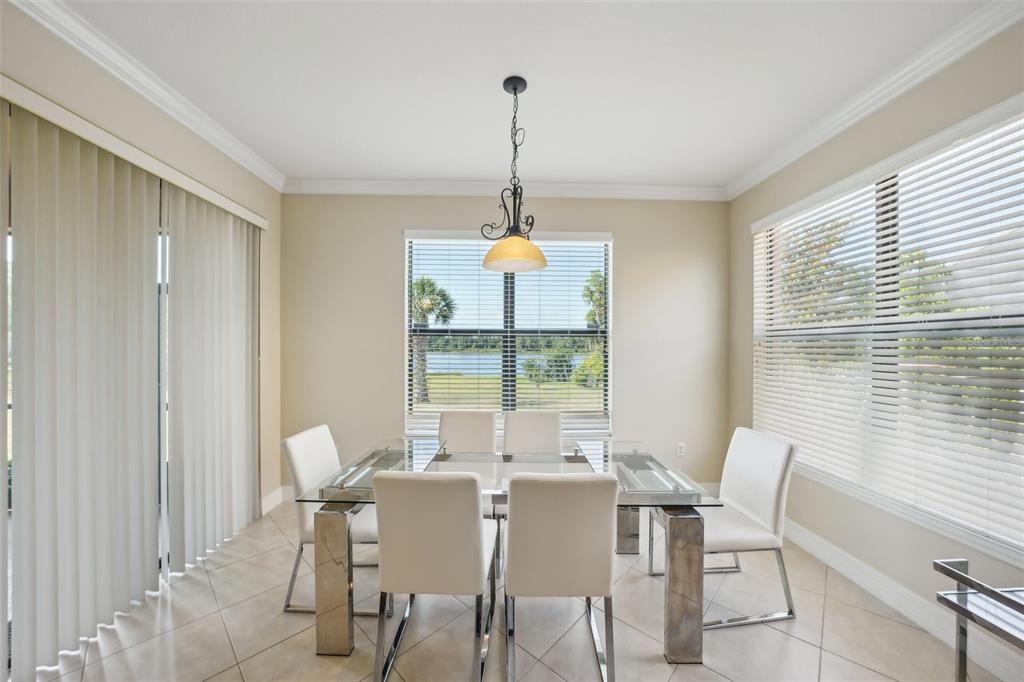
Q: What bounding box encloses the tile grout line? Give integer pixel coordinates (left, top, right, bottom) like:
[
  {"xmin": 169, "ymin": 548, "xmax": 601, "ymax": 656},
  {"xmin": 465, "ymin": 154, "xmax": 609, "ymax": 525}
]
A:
[
  {"xmin": 531, "ymin": 612, "xmax": 587, "ymax": 669},
  {"xmin": 230, "ymin": 625, "xmax": 317, "ymax": 673},
  {"xmin": 824, "ymin": 649, "xmax": 899, "ymax": 682},
  {"xmin": 202, "ymin": 531, "xmax": 292, "ymax": 574},
  {"xmin": 232, "ymin": 624, "xmax": 316, "ymax": 671},
  {"xmin": 824, "ymin": 592, "xmax": 925, "ymax": 631},
  {"xmin": 370, "ymin": 596, "xmax": 479, "ymax": 664},
  {"xmin": 205, "ymin": 557, "xmax": 244, "ymax": 674},
  {"xmin": 76, "ymin": 569, "xmax": 223, "ymax": 670},
  {"xmin": 81, "ymin": 528, "xmax": 293, "ymax": 676},
  {"xmin": 817, "ymin": 570, "xmax": 904, "ymax": 682},
  {"xmin": 207, "ymin": 544, "xmax": 312, "ymax": 611}
]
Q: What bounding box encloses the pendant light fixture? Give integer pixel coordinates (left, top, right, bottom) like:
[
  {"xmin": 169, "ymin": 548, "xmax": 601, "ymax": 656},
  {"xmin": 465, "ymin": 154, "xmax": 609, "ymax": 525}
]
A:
[{"xmin": 481, "ymin": 76, "xmax": 547, "ymax": 272}]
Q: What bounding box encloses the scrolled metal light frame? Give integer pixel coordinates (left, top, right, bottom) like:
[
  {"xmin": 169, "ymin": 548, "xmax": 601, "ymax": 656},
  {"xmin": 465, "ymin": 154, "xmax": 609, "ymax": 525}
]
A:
[{"xmin": 481, "ymin": 76, "xmax": 536, "ymax": 242}]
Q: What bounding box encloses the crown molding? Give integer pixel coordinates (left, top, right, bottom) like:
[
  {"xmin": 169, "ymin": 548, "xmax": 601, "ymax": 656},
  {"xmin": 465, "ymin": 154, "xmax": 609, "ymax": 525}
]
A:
[
  {"xmin": 725, "ymin": 2, "xmax": 1024, "ymax": 200},
  {"xmin": 283, "ymin": 178, "xmax": 729, "ymax": 201},
  {"xmin": 12, "ymin": 0, "xmax": 287, "ymax": 192}
]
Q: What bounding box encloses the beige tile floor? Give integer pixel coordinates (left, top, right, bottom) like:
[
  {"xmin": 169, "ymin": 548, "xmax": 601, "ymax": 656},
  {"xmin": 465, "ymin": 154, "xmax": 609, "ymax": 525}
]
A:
[{"xmin": 36, "ymin": 504, "xmax": 1004, "ymax": 682}]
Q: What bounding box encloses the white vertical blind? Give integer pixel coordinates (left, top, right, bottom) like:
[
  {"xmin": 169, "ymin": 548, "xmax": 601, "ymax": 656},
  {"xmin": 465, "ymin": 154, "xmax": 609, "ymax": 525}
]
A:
[
  {"xmin": 9, "ymin": 104, "xmax": 160, "ymax": 678},
  {"xmin": 0, "ymin": 99, "xmax": 10, "ymax": 682},
  {"xmin": 405, "ymin": 238, "xmax": 611, "ymax": 435},
  {"xmin": 753, "ymin": 112, "xmax": 1024, "ymax": 552},
  {"xmin": 166, "ymin": 185, "xmax": 259, "ymax": 571}
]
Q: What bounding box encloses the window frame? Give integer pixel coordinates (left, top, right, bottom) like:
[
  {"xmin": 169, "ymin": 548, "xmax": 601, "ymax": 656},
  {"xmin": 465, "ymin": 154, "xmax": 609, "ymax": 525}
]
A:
[{"xmin": 403, "ymin": 233, "xmax": 612, "ymax": 432}]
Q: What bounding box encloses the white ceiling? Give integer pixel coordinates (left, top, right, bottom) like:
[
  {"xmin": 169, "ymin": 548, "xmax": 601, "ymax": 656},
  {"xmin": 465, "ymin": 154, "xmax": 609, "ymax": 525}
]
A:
[{"xmin": 46, "ymin": 1, "xmax": 1011, "ymax": 195}]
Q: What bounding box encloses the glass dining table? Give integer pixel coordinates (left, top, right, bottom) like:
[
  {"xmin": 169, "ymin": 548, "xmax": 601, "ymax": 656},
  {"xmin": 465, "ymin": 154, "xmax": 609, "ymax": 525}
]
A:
[{"xmin": 297, "ymin": 438, "xmax": 721, "ymax": 664}]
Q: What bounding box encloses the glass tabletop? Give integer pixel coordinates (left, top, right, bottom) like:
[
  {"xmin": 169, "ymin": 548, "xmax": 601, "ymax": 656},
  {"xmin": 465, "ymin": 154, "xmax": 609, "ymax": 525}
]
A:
[{"xmin": 296, "ymin": 437, "xmax": 721, "ymax": 507}]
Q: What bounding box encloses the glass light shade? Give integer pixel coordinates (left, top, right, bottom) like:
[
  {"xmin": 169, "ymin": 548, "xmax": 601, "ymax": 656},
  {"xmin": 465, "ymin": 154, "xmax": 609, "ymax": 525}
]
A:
[{"xmin": 482, "ymin": 235, "xmax": 547, "ymax": 272}]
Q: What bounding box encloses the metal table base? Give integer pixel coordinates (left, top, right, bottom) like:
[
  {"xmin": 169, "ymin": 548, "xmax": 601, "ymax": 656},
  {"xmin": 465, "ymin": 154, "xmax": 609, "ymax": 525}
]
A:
[{"xmin": 313, "ymin": 502, "xmax": 708, "ymax": 664}]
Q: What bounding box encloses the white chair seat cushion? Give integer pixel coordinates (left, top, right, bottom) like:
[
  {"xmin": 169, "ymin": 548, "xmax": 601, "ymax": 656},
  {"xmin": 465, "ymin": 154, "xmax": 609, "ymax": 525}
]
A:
[
  {"xmin": 702, "ymin": 504, "xmax": 781, "ymax": 554},
  {"xmin": 300, "ymin": 506, "xmax": 378, "ymax": 545}
]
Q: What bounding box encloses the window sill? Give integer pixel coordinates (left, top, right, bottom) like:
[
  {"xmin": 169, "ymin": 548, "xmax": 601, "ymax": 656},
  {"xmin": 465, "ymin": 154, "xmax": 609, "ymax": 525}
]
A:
[{"xmin": 793, "ymin": 462, "xmax": 1024, "ymax": 567}]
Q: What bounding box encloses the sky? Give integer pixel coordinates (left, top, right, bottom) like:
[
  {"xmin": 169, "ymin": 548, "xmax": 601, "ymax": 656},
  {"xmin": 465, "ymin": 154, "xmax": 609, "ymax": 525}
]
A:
[{"xmin": 409, "ymin": 240, "xmax": 607, "ymax": 330}]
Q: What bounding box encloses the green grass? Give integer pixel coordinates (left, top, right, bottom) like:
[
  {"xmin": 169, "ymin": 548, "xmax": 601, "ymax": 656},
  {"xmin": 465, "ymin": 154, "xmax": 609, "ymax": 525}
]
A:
[{"xmin": 418, "ymin": 372, "xmax": 603, "ymax": 410}]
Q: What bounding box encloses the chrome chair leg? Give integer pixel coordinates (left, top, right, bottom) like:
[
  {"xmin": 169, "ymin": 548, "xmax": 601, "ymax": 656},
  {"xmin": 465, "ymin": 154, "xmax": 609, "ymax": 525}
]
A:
[
  {"xmin": 504, "ymin": 595, "xmax": 516, "ymax": 682},
  {"xmin": 585, "ymin": 597, "xmax": 614, "ymax": 682},
  {"xmin": 283, "ymin": 544, "xmax": 313, "ymax": 613},
  {"xmin": 374, "ymin": 593, "xmax": 388, "ymax": 682},
  {"xmin": 704, "ymin": 551, "xmax": 742, "ymax": 574},
  {"xmin": 703, "ymin": 547, "xmax": 796, "ymax": 629},
  {"xmin": 495, "ymin": 516, "xmax": 503, "ymax": 581},
  {"xmin": 352, "ymin": 542, "xmax": 380, "ymax": 568},
  {"xmin": 473, "ymin": 537, "xmax": 497, "ymax": 682},
  {"xmin": 775, "ymin": 547, "xmax": 797, "ymax": 617},
  {"xmin": 604, "ymin": 596, "xmax": 616, "ymax": 682},
  {"xmin": 472, "ymin": 595, "xmax": 486, "ymax": 682},
  {"xmin": 374, "ymin": 592, "xmax": 415, "ymax": 682},
  {"xmin": 648, "ymin": 509, "xmax": 742, "ymax": 577},
  {"xmin": 284, "ymin": 540, "xmax": 391, "ymax": 616}
]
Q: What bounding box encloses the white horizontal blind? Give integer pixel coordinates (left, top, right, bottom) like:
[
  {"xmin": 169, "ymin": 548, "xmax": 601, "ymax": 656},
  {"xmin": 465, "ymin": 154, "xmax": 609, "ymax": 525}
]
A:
[
  {"xmin": 406, "ymin": 239, "xmax": 611, "ymax": 435},
  {"xmin": 754, "ymin": 113, "xmax": 1024, "ymax": 552}
]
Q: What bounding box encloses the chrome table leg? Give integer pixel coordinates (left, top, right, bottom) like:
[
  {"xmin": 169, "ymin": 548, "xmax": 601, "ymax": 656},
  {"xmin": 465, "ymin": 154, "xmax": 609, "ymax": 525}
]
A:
[
  {"xmin": 314, "ymin": 502, "xmax": 357, "ymax": 655},
  {"xmin": 616, "ymin": 506, "xmax": 640, "ymax": 554},
  {"xmin": 662, "ymin": 506, "xmax": 704, "ymax": 663},
  {"xmin": 648, "ymin": 508, "xmax": 663, "ymax": 577},
  {"xmin": 952, "ymin": 559, "xmax": 969, "ymax": 682}
]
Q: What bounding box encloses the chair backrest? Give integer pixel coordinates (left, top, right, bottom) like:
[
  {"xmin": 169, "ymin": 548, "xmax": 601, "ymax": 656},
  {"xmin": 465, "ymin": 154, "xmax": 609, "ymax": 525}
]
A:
[
  {"xmin": 439, "ymin": 411, "xmax": 497, "ymax": 454},
  {"xmin": 503, "ymin": 411, "xmax": 562, "ymax": 454},
  {"xmin": 719, "ymin": 427, "xmax": 796, "ymax": 539},
  {"xmin": 373, "ymin": 471, "xmax": 489, "ymax": 595},
  {"xmin": 505, "ymin": 473, "xmax": 619, "ymax": 598},
  {"xmin": 282, "ymin": 424, "xmax": 342, "ymax": 538}
]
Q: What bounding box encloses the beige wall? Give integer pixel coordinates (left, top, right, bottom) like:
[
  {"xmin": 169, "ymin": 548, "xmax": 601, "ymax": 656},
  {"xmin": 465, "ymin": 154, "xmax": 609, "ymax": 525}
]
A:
[
  {"xmin": 727, "ymin": 20, "xmax": 1024, "ymax": 605},
  {"xmin": 282, "ymin": 194, "xmax": 730, "ymax": 483},
  {"xmin": 1, "ymin": 2, "xmax": 284, "ymax": 498}
]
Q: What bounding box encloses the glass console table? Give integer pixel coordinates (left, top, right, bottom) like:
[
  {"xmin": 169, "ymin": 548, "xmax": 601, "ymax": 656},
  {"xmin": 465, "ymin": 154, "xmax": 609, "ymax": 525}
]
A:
[
  {"xmin": 934, "ymin": 559, "xmax": 1024, "ymax": 682},
  {"xmin": 298, "ymin": 438, "xmax": 721, "ymax": 664}
]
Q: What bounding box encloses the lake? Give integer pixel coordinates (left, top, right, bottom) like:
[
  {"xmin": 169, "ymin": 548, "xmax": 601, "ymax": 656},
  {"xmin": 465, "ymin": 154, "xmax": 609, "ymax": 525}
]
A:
[{"xmin": 425, "ymin": 352, "xmax": 589, "ymax": 376}]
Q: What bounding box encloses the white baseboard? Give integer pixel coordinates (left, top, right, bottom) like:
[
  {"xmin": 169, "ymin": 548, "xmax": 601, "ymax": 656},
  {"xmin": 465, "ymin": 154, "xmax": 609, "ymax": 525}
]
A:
[
  {"xmin": 261, "ymin": 486, "xmax": 289, "ymax": 515},
  {"xmin": 786, "ymin": 519, "xmax": 1023, "ymax": 682}
]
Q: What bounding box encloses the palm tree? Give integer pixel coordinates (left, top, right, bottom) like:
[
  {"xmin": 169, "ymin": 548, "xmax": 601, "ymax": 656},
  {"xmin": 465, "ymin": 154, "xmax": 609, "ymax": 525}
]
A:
[
  {"xmin": 410, "ymin": 277, "xmax": 456, "ymax": 404},
  {"xmin": 583, "ymin": 271, "xmax": 606, "ymax": 328}
]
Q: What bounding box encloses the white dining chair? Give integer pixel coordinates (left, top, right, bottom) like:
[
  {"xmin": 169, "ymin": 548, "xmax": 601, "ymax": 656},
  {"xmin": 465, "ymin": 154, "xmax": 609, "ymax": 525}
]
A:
[
  {"xmin": 280, "ymin": 424, "xmax": 381, "ymax": 614},
  {"xmin": 647, "ymin": 426, "xmax": 797, "ymax": 629},
  {"xmin": 439, "ymin": 411, "xmax": 497, "ymax": 454},
  {"xmin": 502, "ymin": 411, "xmax": 562, "ymax": 454},
  {"xmin": 372, "ymin": 471, "xmax": 498, "ymax": 682},
  {"xmin": 504, "ymin": 473, "xmax": 619, "ymax": 682}
]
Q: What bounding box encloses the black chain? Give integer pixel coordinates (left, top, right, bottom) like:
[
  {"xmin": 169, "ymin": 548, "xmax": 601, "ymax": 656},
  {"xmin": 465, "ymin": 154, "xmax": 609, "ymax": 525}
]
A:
[{"xmin": 510, "ymin": 89, "xmax": 523, "ymax": 187}]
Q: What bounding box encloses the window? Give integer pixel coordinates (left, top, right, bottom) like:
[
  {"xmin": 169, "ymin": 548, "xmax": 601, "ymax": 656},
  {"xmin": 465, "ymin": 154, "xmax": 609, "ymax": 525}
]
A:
[
  {"xmin": 753, "ymin": 112, "xmax": 1024, "ymax": 553},
  {"xmin": 405, "ymin": 237, "xmax": 611, "ymax": 435}
]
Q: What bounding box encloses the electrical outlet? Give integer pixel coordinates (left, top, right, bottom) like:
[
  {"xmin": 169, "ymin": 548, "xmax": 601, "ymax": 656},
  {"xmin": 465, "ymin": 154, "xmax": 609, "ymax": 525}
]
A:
[{"xmin": 676, "ymin": 441, "xmax": 686, "ymax": 457}]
